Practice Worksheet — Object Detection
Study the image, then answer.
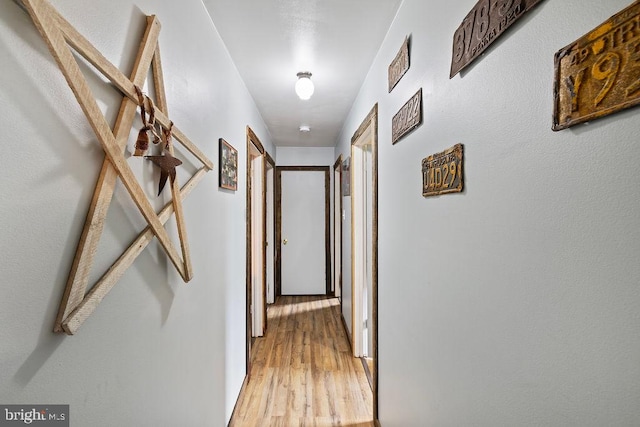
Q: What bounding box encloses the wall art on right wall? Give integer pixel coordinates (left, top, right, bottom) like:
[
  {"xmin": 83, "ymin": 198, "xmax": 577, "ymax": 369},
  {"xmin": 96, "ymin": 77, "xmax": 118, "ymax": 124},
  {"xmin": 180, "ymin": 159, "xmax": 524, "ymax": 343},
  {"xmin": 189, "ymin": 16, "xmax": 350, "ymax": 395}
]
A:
[
  {"xmin": 422, "ymin": 144, "xmax": 464, "ymax": 197},
  {"xmin": 392, "ymin": 88, "xmax": 422, "ymax": 144},
  {"xmin": 450, "ymin": 0, "xmax": 545, "ymax": 78},
  {"xmin": 553, "ymin": 1, "xmax": 640, "ymax": 131},
  {"xmin": 388, "ymin": 36, "xmax": 410, "ymax": 92}
]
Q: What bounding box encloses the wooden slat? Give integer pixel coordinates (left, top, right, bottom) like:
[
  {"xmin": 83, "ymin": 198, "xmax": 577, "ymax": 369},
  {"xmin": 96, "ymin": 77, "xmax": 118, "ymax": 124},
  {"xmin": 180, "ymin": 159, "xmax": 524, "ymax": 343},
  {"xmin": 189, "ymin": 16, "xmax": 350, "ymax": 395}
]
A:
[
  {"xmin": 51, "ymin": 4, "xmax": 134, "ymax": 101},
  {"xmin": 22, "ymin": 0, "xmax": 186, "ymax": 281},
  {"xmin": 151, "ymin": 45, "xmax": 168, "ymax": 115},
  {"xmin": 53, "ymin": 14, "xmax": 161, "ymax": 332},
  {"xmin": 152, "ymin": 44, "xmax": 193, "ymax": 281},
  {"xmin": 62, "ymin": 168, "xmax": 207, "ymax": 334},
  {"xmin": 43, "ymin": 2, "xmax": 213, "ymax": 171},
  {"xmin": 22, "ymin": 0, "xmax": 214, "ymax": 335}
]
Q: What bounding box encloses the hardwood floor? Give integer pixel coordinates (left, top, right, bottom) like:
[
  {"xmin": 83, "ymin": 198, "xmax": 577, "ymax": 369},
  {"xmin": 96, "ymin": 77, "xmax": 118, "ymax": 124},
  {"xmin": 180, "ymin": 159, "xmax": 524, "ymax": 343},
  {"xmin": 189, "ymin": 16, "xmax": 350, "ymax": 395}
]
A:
[{"xmin": 229, "ymin": 296, "xmax": 374, "ymax": 427}]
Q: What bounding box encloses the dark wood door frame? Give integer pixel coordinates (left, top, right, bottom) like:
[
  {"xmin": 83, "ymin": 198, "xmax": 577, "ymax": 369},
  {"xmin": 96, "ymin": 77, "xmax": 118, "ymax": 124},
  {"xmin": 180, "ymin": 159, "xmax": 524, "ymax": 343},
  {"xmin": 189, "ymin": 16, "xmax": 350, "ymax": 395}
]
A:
[
  {"xmin": 350, "ymin": 104, "xmax": 379, "ymax": 424},
  {"xmin": 333, "ymin": 155, "xmax": 343, "ymax": 302},
  {"xmin": 245, "ymin": 126, "xmax": 266, "ymax": 376},
  {"xmin": 275, "ymin": 166, "xmax": 331, "ymax": 297},
  {"xmin": 265, "ymin": 152, "xmax": 276, "ymax": 305}
]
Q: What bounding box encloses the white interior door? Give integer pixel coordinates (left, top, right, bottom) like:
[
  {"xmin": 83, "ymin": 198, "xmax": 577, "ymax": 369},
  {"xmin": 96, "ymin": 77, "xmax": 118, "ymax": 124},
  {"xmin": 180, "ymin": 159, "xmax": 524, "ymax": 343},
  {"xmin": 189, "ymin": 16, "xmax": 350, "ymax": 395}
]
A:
[
  {"xmin": 266, "ymin": 165, "xmax": 275, "ymax": 304},
  {"xmin": 251, "ymin": 156, "xmax": 264, "ymax": 337},
  {"xmin": 281, "ymin": 169, "xmax": 326, "ymax": 295},
  {"xmin": 364, "ymin": 144, "xmax": 373, "ymax": 357},
  {"xmin": 352, "ymin": 126, "xmax": 374, "ymax": 357}
]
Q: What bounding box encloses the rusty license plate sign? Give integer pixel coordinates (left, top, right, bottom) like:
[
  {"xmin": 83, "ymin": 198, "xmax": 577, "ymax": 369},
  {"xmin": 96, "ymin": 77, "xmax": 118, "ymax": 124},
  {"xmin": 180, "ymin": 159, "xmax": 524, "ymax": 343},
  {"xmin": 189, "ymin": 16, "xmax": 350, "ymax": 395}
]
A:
[
  {"xmin": 422, "ymin": 144, "xmax": 464, "ymax": 197},
  {"xmin": 553, "ymin": 2, "xmax": 640, "ymax": 131},
  {"xmin": 392, "ymin": 88, "xmax": 422, "ymax": 144},
  {"xmin": 450, "ymin": 0, "xmax": 545, "ymax": 78},
  {"xmin": 389, "ymin": 37, "xmax": 410, "ymax": 92}
]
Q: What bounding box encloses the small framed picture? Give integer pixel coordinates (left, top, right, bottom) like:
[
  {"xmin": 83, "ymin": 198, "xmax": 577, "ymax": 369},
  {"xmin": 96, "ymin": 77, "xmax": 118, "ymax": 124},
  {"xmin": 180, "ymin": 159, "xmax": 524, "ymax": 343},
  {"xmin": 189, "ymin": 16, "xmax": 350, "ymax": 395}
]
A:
[
  {"xmin": 342, "ymin": 156, "xmax": 351, "ymax": 196},
  {"xmin": 219, "ymin": 138, "xmax": 238, "ymax": 191}
]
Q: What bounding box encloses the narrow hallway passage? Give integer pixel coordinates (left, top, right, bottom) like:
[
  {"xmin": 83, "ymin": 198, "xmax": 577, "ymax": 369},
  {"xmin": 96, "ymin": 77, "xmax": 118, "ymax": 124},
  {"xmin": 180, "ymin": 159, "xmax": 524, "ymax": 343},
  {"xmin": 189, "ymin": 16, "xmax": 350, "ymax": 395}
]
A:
[{"xmin": 230, "ymin": 296, "xmax": 373, "ymax": 427}]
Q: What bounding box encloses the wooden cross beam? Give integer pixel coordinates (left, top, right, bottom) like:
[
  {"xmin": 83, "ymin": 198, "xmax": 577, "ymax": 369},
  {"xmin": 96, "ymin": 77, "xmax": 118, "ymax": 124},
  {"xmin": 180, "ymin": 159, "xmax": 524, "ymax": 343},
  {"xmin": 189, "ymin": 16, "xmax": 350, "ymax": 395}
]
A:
[{"xmin": 20, "ymin": 0, "xmax": 213, "ymax": 335}]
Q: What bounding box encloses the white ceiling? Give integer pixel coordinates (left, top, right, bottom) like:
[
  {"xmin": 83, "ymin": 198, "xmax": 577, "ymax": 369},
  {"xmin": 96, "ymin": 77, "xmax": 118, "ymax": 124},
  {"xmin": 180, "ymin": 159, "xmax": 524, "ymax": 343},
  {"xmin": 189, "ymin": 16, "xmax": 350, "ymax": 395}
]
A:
[{"xmin": 202, "ymin": 0, "xmax": 402, "ymax": 147}]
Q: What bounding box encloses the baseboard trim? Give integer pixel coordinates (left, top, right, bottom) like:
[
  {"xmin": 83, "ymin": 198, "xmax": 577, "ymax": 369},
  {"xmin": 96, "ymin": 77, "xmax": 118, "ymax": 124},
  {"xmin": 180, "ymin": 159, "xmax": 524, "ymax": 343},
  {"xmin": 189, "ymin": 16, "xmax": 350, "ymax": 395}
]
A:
[
  {"xmin": 340, "ymin": 312, "xmax": 352, "ymax": 352},
  {"xmin": 227, "ymin": 374, "xmax": 249, "ymax": 427},
  {"xmin": 360, "ymin": 357, "xmax": 373, "ymax": 391}
]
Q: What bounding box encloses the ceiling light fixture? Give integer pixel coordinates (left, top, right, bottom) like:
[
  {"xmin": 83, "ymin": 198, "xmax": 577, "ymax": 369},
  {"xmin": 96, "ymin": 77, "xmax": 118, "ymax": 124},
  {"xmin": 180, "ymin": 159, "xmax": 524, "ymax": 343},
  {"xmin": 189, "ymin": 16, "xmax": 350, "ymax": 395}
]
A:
[
  {"xmin": 295, "ymin": 72, "xmax": 314, "ymax": 100},
  {"xmin": 299, "ymin": 125, "xmax": 311, "ymax": 132}
]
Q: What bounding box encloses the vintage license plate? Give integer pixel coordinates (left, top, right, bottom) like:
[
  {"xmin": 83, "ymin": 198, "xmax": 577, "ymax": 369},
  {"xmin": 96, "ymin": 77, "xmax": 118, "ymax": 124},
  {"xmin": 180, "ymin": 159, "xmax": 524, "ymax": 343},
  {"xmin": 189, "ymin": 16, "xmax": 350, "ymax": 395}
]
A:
[
  {"xmin": 389, "ymin": 37, "xmax": 410, "ymax": 92},
  {"xmin": 392, "ymin": 88, "xmax": 422, "ymax": 144},
  {"xmin": 553, "ymin": 2, "xmax": 640, "ymax": 131},
  {"xmin": 450, "ymin": 0, "xmax": 545, "ymax": 78},
  {"xmin": 422, "ymin": 144, "xmax": 464, "ymax": 197}
]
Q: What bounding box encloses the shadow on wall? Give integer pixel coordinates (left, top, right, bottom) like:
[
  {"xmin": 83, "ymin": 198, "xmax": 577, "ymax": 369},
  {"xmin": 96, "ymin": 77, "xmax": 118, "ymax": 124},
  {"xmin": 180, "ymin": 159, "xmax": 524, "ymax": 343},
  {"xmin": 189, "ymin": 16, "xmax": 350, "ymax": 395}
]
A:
[
  {"xmin": 3, "ymin": 1, "xmax": 179, "ymax": 387},
  {"xmin": 13, "ymin": 333, "xmax": 65, "ymax": 388},
  {"xmin": 12, "ymin": 252, "xmax": 68, "ymax": 387}
]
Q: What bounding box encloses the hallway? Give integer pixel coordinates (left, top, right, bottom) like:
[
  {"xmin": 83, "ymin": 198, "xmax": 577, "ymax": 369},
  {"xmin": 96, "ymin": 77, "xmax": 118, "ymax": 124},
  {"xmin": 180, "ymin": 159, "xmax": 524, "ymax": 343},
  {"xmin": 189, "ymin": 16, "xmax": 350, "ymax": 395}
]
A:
[
  {"xmin": 4, "ymin": 1, "xmax": 640, "ymax": 425},
  {"xmin": 230, "ymin": 296, "xmax": 373, "ymax": 427}
]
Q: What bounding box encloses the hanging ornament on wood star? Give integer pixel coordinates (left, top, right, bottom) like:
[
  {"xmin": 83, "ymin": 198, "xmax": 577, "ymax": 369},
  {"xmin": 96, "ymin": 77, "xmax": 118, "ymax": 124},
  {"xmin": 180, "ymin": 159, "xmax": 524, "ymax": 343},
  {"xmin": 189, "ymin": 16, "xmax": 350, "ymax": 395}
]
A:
[
  {"xmin": 134, "ymin": 85, "xmax": 150, "ymax": 156},
  {"xmin": 163, "ymin": 121, "xmax": 174, "ymax": 150},
  {"xmin": 135, "ymin": 126, "xmax": 150, "ymax": 155},
  {"xmin": 145, "ymin": 152, "xmax": 183, "ymax": 195},
  {"xmin": 147, "ymin": 97, "xmax": 163, "ymax": 144}
]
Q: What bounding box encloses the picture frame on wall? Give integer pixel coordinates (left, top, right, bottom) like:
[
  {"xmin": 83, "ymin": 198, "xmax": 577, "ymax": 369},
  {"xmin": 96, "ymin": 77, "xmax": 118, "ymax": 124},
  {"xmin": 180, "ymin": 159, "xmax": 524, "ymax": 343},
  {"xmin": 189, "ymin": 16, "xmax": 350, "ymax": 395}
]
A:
[
  {"xmin": 342, "ymin": 156, "xmax": 351, "ymax": 196},
  {"xmin": 219, "ymin": 138, "xmax": 238, "ymax": 191}
]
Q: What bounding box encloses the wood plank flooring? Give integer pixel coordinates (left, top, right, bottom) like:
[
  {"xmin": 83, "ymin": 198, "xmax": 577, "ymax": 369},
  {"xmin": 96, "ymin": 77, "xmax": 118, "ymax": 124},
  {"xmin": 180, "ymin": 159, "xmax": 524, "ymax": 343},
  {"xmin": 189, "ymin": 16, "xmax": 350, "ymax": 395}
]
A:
[{"xmin": 229, "ymin": 296, "xmax": 373, "ymax": 427}]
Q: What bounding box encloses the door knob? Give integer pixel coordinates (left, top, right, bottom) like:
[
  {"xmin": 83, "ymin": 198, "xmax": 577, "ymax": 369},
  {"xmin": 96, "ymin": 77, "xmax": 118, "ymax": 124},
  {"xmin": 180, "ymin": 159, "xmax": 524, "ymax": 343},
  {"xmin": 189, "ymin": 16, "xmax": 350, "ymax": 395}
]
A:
[{"xmin": 283, "ymin": 239, "xmax": 288, "ymax": 245}]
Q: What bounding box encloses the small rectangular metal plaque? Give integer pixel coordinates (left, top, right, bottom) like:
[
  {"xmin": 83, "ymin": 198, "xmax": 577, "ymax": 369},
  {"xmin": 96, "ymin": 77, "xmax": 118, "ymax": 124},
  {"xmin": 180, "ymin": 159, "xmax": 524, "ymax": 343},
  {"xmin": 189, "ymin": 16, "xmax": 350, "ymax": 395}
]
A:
[
  {"xmin": 553, "ymin": 2, "xmax": 640, "ymax": 131},
  {"xmin": 450, "ymin": 0, "xmax": 545, "ymax": 78},
  {"xmin": 422, "ymin": 144, "xmax": 464, "ymax": 197},
  {"xmin": 389, "ymin": 37, "xmax": 410, "ymax": 92},
  {"xmin": 392, "ymin": 88, "xmax": 422, "ymax": 144}
]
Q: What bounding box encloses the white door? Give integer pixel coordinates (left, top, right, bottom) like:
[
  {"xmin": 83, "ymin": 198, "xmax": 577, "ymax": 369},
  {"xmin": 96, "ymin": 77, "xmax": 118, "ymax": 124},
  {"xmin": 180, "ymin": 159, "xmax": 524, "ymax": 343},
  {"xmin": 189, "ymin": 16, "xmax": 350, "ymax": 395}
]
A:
[
  {"xmin": 364, "ymin": 144, "xmax": 373, "ymax": 357},
  {"xmin": 251, "ymin": 156, "xmax": 265, "ymax": 337},
  {"xmin": 280, "ymin": 169, "xmax": 327, "ymax": 295}
]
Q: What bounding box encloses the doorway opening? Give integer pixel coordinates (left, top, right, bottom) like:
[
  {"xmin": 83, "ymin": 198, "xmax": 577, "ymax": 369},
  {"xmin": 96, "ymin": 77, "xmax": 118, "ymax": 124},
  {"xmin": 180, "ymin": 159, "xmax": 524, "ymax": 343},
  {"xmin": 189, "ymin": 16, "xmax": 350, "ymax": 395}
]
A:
[
  {"xmin": 350, "ymin": 104, "xmax": 379, "ymax": 421},
  {"xmin": 245, "ymin": 126, "xmax": 267, "ymax": 374}
]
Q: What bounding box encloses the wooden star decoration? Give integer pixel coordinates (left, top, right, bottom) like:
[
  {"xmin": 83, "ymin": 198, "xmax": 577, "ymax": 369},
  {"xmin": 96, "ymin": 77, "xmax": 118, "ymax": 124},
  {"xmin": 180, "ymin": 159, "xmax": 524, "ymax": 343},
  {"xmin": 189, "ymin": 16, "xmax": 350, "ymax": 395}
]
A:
[
  {"xmin": 20, "ymin": 0, "xmax": 214, "ymax": 335},
  {"xmin": 146, "ymin": 152, "xmax": 183, "ymax": 196}
]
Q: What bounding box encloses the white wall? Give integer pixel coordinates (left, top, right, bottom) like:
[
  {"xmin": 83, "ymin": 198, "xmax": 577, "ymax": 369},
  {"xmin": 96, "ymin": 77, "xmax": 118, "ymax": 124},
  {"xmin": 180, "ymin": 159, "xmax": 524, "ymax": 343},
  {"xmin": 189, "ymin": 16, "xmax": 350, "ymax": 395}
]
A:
[
  {"xmin": 335, "ymin": 0, "xmax": 640, "ymax": 425},
  {"xmin": 0, "ymin": 1, "xmax": 273, "ymax": 425},
  {"xmin": 276, "ymin": 146, "xmax": 335, "ymax": 166}
]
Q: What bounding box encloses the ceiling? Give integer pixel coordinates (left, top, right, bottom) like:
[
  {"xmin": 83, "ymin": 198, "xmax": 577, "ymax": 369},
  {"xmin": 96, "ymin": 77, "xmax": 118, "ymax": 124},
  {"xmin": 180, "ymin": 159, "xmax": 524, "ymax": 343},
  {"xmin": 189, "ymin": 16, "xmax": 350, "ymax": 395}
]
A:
[{"xmin": 202, "ymin": 0, "xmax": 402, "ymax": 147}]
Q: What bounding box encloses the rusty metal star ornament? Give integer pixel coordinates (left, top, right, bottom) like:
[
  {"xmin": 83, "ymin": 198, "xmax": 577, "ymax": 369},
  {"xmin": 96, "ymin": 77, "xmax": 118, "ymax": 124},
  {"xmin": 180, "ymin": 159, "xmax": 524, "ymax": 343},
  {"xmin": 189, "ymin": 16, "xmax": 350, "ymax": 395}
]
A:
[{"xmin": 145, "ymin": 152, "xmax": 183, "ymax": 195}]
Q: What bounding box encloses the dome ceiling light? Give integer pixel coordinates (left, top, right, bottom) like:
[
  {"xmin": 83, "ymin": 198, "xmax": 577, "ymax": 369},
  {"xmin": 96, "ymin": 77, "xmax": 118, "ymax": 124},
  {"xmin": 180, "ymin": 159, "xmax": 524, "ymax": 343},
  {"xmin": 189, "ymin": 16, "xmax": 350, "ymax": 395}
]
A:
[{"xmin": 295, "ymin": 72, "xmax": 314, "ymax": 100}]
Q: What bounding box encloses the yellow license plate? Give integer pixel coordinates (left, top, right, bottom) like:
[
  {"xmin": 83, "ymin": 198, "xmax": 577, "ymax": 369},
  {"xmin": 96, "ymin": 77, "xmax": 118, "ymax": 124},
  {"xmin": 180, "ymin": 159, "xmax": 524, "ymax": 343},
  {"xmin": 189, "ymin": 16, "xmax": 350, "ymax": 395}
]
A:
[{"xmin": 553, "ymin": 1, "xmax": 640, "ymax": 130}]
